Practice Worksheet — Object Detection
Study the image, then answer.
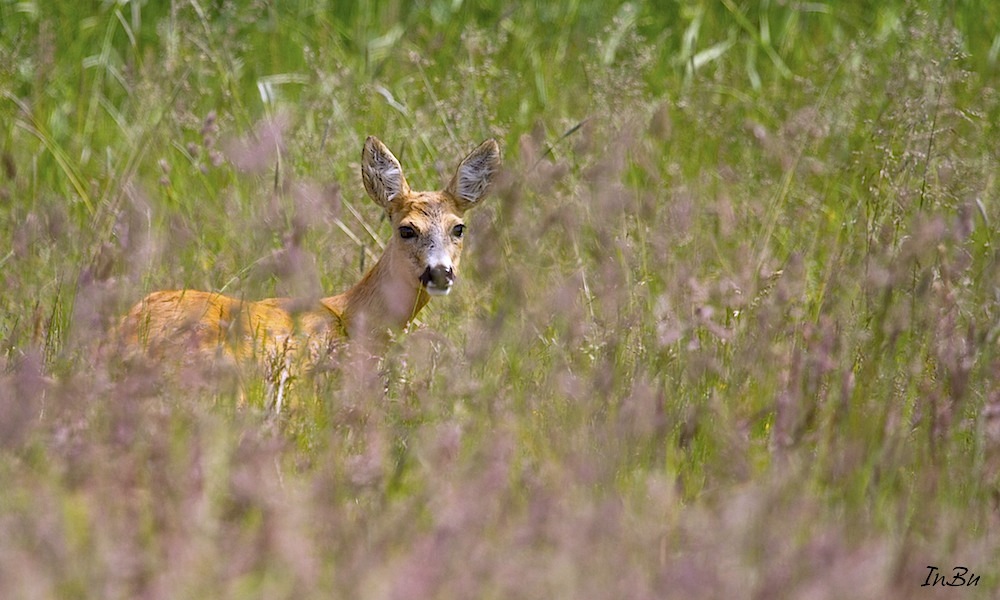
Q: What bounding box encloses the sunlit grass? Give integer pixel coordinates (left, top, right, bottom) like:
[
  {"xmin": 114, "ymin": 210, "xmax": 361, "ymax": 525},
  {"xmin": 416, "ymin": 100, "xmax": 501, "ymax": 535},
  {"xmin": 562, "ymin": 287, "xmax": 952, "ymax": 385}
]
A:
[{"xmin": 2, "ymin": 1, "xmax": 1000, "ymax": 597}]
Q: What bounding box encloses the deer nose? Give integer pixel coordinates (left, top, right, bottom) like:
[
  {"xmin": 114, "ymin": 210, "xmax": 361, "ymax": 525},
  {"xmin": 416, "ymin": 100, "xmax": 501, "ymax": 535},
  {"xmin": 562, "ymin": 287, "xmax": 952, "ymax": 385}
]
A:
[{"xmin": 420, "ymin": 265, "xmax": 455, "ymax": 294}]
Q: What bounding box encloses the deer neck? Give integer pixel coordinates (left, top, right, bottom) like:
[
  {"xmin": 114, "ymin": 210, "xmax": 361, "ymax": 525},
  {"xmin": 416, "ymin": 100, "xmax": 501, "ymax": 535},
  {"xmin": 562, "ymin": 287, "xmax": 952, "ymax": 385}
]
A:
[{"xmin": 328, "ymin": 249, "xmax": 430, "ymax": 341}]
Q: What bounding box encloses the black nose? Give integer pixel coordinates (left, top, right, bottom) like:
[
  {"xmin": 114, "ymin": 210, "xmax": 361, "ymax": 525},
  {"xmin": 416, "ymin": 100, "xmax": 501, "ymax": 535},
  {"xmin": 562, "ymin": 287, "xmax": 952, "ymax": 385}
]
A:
[{"xmin": 420, "ymin": 265, "xmax": 454, "ymax": 288}]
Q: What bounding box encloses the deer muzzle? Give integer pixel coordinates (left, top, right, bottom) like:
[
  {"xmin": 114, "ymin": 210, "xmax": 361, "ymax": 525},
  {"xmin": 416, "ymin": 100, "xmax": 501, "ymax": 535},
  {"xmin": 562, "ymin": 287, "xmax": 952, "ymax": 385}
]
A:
[{"xmin": 420, "ymin": 265, "xmax": 455, "ymax": 296}]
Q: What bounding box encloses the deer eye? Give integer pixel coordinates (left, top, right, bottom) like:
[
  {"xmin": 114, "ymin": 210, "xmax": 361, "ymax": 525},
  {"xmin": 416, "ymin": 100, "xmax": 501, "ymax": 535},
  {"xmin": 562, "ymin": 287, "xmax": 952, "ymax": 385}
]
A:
[
  {"xmin": 399, "ymin": 225, "xmax": 417, "ymax": 239},
  {"xmin": 452, "ymin": 224, "xmax": 465, "ymax": 238}
]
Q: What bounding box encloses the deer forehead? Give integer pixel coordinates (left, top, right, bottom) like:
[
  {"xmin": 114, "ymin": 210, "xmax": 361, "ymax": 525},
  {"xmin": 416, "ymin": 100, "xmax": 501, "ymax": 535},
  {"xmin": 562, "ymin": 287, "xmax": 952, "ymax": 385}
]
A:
[{"xmin": 393, "ymin": 192, "xmax": 464, "ymax": 230}]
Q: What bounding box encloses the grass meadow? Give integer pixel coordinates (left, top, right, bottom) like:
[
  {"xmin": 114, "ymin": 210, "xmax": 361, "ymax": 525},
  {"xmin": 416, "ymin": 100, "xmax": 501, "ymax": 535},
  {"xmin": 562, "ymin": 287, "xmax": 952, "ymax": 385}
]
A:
[{"xmin": 3, "ymin": 0, "xmax": 1000, "ymax": 597}]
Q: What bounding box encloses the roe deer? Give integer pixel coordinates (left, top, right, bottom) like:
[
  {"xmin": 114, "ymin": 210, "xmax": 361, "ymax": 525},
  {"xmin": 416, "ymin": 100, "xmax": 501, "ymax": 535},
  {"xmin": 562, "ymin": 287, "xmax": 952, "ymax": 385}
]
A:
[{"xmin": 120, "ymin": 136, "xmax": 501, "ymax": 378}]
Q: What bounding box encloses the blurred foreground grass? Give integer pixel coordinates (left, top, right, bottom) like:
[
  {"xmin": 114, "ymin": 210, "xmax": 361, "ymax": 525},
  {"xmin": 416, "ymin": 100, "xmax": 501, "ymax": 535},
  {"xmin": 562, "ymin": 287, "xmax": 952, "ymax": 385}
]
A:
[{"xmin": 3, "ymin": 0, "xmax": 1000, "ymax": 597}]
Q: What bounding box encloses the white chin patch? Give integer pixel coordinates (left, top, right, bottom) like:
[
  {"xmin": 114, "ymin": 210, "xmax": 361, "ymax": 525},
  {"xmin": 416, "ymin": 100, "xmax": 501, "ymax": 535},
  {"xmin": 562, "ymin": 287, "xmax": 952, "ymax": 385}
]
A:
[{"xmin": 425, "ymin": 285, "xmax": 452, "ymax": 297}]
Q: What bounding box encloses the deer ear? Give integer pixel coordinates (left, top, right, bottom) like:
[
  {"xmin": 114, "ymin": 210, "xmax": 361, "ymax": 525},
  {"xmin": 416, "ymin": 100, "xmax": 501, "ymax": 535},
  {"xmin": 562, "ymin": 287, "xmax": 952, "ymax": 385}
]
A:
[
  {"xmin": 447, "ymin": 139, "xmax": 501, "ymax": 210},
  {"xmin": 362, "ymin": 136, "xmax": 410, "ymax": 210}
]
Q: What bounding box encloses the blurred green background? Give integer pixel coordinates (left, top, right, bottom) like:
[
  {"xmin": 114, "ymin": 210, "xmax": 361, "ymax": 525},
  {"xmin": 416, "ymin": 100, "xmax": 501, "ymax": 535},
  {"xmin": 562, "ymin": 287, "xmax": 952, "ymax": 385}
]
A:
[{"xmin": 2, "ymin": 1, "xmax": 1000, "ymax": 597}]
